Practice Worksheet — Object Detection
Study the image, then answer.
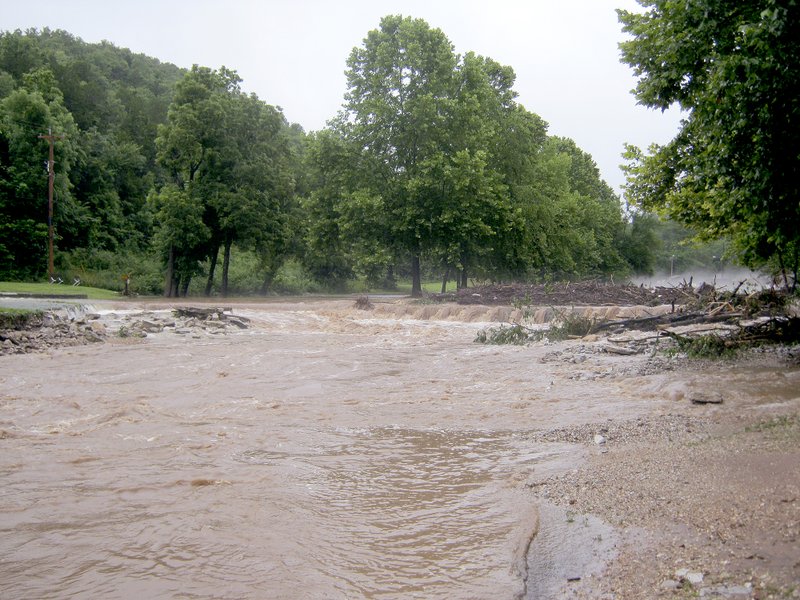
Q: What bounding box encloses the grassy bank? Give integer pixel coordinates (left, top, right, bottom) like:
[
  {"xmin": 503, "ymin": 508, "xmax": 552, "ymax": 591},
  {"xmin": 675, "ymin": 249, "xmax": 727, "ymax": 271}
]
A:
[
  {"xmin": 0, "ymin": 282, "xmax": 121, "ymax": 300},
  {"xmin": 0, "ymin": 308, "xmax": 43, "ymax": 329}
]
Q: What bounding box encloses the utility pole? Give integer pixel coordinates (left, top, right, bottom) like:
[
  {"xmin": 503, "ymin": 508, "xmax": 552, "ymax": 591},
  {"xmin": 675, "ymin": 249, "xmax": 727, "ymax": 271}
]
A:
[{"xmin": 38, "ymin": 129, "xmax": 63, "ymax": 279}]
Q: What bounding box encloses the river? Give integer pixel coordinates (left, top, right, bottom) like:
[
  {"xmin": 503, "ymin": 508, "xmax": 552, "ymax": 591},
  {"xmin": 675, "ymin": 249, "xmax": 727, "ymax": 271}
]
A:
[{"xmin": 0, "ymin": 299, "xmax": 748, "ymax": 598}]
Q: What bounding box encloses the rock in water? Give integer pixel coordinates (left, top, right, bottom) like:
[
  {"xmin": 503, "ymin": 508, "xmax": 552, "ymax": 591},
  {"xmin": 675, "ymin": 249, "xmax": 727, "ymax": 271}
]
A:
[{"xmin": 690, "ymin": 392, "xmax": 724, "ymax": 405}]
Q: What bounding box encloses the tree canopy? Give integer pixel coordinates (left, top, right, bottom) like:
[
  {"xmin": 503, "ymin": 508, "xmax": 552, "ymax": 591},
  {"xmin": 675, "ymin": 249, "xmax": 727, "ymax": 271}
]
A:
[
  {"xmin": 331, "ymin": 15, "xmax": 635, "ymax": 296},
  {"xmin": 0, "ymin": 28, "xmax": 182, "ymax": 280},
  {"xmin": 0, "ymin": 22, "xmax": 670, "ymax": 294},
  {"xmin": 153, "ymin": 65, "xmax": 296, "ymax": 296},
  {"xmin": 619, "ymin": 0, "xmax": 800, "ymax": 289}
]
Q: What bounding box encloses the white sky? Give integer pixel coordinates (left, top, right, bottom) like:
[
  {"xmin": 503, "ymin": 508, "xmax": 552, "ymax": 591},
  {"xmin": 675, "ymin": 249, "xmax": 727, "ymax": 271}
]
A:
[{"xmin": 3, "ymin": 0, "xmax": 682, "ymax": 194}]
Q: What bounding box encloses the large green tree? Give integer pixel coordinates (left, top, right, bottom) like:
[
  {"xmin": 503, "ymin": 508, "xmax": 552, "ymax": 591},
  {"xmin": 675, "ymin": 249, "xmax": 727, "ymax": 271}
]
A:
[
  {"xmin": 342, "ymin": 15, "xmax": 458, "ymax": 296},
  {"xmin": 0, "ymin": 28, "xmax": 183, "ymax": 282},
  {"xmin": 619, "ymin": 0, "xmax": 800, "ymax": 289},
  {"xmin": 0, "ymin": 82, "xmax": 79, "ymax": 278},
  {"xmin": 301, "ymin": 130, "xmax": 386, "ymax": 289},
  {"xmin": 340, "ymin": 15, "xmax": 541, "ymax": 295},
  {"xmin": 154, "ymin": 65, "xmax": 295, "ymax": 296}
]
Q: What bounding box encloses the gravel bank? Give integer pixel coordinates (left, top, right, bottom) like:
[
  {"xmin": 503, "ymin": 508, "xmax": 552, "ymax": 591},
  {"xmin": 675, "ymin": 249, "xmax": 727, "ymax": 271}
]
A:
[{"xmin": 525, "ymin": 401, "xmax": 800, "ymax": 598}]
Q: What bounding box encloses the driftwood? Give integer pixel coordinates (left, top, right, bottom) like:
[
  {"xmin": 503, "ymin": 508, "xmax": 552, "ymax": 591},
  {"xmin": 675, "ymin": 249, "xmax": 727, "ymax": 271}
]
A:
[
  {"xmin": 657, "ymin": 316, "xmax": 800, "ymax": 352},
  {"xmin": 593, "ymin": 310, "xmax": 744, "ymax": 333},
  {"xmin": 433, "ymin": 280, "xmax": 690, "ymax": 307}
]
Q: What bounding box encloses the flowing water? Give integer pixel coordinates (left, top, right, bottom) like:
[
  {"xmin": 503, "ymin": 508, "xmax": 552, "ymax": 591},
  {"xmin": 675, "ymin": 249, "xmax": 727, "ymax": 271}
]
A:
[{"xmin": 1, "ymin": 300, "xmax": 795, "ymax": 599}]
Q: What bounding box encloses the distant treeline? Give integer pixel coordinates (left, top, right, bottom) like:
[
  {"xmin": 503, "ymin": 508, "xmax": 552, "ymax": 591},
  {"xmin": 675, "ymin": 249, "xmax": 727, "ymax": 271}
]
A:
[{"xmin": 0, "ymin": 25, "xmax": 723, "ymax": 296}]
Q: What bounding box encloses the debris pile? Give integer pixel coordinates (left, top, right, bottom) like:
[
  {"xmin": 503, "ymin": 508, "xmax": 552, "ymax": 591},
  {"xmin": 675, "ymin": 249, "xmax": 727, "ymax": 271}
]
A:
[
  {"xmin": 432, "ymin": 280, "xmax": 688, "ymax": 306},
  {"xmin": 0, "ymin": 311, "xmax": 105, "ymax": 355},
  {"xmin": 0, "ymin": 306, "xmax": 252, "ymax": 355},
  {"xmin": 114, "ymin": 306, "xmax": 250, "ymax": 338},
  {"xmin": 473, "ymin": 280, "xmax": 798, "ymax": 356}
]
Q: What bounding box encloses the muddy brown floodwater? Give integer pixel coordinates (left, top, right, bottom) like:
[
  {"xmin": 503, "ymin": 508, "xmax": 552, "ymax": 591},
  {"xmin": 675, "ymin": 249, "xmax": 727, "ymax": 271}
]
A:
[{"xmin": 0, "ymin": 299, "xmax": 795, "ymax": 599}]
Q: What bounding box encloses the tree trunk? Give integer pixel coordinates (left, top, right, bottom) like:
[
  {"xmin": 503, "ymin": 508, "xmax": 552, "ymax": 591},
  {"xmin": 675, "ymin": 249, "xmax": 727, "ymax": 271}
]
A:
[
  {"xmin": 259, "ymin": 275, "xmax": 272, "ymax": 296},
  {"xmin": 180, "ymin": 276, "xmax": 191, "ymax": 297},
  {"xmin": 259, "ymin": 267, "xmax": 276, "ymax": 296},
  {"xmin": 221, "ymin": 239, "xmax": 232, "ymax": 298},
  {"xmin": 411, "ymin": 255, "xmax": 422, "ymax": 297},
  {"xmin": 205, "ymin": 244, "xmax": 219, "ymax": 296},
  {"xmin": 164, "ymin": 245, "xmax": 175, "ymax": 297},
  {"xmin": 441, "ymin": 266, "xmax": 449, "ymax": 294},
  {"xmin": 460, "ymin": 266, "xmax": 468, "ymax": 289},
  {"xmin": 777, "ymin": 252, "xmax": 790, "ymax": 292},
  {"xmin": 384, "ymin": 265, "xmax": 396, "ymax": 290}
]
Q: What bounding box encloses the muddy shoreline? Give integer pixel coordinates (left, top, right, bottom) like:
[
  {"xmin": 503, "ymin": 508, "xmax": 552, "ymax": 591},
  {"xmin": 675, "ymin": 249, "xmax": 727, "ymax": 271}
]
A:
[{"xmin": 1, "ymin": 299, "xmax": 798, "ymax": 598}]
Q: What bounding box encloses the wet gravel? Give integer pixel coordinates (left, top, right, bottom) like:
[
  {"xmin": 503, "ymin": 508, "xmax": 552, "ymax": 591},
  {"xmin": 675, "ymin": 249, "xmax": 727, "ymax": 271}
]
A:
[
  {"xmin": 525, "ymin": 411, "xmax": 800, "ymax": 599},
  {"xmin": 526, "ymin": 413, "xmax": 711, "ymax": 446}
]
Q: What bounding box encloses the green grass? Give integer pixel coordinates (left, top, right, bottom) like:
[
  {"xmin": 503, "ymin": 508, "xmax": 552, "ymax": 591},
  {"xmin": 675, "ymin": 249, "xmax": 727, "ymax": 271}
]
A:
[
  {"xmin": 744, "ymin": 414, "xmax": 798, "ymax": 433},
  {"xmin": 0, "ymin": 276, "xmax": 458, "ymax": 301},
  {"xmin": 0, "ymin": 306, "xmax": 35, "ymax": 314},
  {"xmin": 0, "ymin": 308, "xmax": 43, "ymax": 328},
  {"xmin": 383, "ymin": 280, "xmax": 461, "ymax": 295},
  {"xmin": 0, "ymin": 281, "xmax": 121, "ymax": 300}
]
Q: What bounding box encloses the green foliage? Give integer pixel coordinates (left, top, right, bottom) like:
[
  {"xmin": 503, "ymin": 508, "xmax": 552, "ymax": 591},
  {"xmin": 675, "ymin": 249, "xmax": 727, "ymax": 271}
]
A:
[
  {"xmin": 475, "ymin": 324, "xmax": 531, "ymax": 345},
  {"xmin": 148, "ymin": 185, "xmax": 209, "ymax": 254},
  {"xmin": 619, "ymin": 1, "xmax": 800, "ymax": 290},
  {"xmin": 60, "ymin": 247, "xmax": 163, "ymax": 295},
  {"xmin": 653, "ymin": 217, "xmax": 732, "ymax": 275},
  {"xmin": 509, "ymin": 137, "xmax": 631, "ymax": 279},
  {"xmin": 667, "ymin": 333, "xmax": 740, "ymax": 360},
  {"xmin": 0, "ymin": 86, "xmax": 80, "ymax": 275},
  {"xmin": 475, "ymin": 309, "xmax": 599, "ymax": 345},
  {"xmin": 0, "ymin": 28, "xmax": 182, "ymax": 281},
  {"xmin": 0, "ymin": 308, "xmax": 42, "ymax": 329},
  {"xmin": 299, "ymin": 131, "xmax": 360, "ymax": 287},
  {"xmin": 0, "ymin": 24, "xmax": 671, "ymax": 294},
  {"xmin": 338, "ymin": 15, "xmax": 635, "ymax": 293},
  {"xmin": 153, "ymin": 65, "xmax": 297, "ymax": 296},
  {"xmin": 549, "ymin": 311, "xmax": 599, "ymax": 339},
  {"xmin": 618, "ymin": 212, "xmax": 660, "ymax": 275},
  {"xmin": 189, "ymin": 247, "xmax": 262, "ymax": 296},
  {"xmin": 744, "ymin": 414, "xmax": 798, "ymax": 434},
  {"xmin": 271, "ymin": 258, "xmax": 323, "ymax": 295},
  {"xmin": 342, "ymin": 15, "xmax": 461, "ymax": 296}
]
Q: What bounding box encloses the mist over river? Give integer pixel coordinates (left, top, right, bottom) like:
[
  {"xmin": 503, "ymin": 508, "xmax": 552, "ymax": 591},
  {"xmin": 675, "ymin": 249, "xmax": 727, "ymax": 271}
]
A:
[{"xmin": 1, "ymin": 299, "xmax": 794, "ymax": 598}]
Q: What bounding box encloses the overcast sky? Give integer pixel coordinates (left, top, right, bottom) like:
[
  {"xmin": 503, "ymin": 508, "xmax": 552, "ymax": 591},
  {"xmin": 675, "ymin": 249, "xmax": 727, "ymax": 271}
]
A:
[{"xmin": 3, "ymin": 0, "xmax": 681, "ymax": 194}]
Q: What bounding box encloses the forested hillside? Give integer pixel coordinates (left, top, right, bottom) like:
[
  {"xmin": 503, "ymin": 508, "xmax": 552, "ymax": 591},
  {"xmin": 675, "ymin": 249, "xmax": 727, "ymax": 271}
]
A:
[{"xmin": 0, "ymin": 24, "xmax": 692, "ymax": 297}]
